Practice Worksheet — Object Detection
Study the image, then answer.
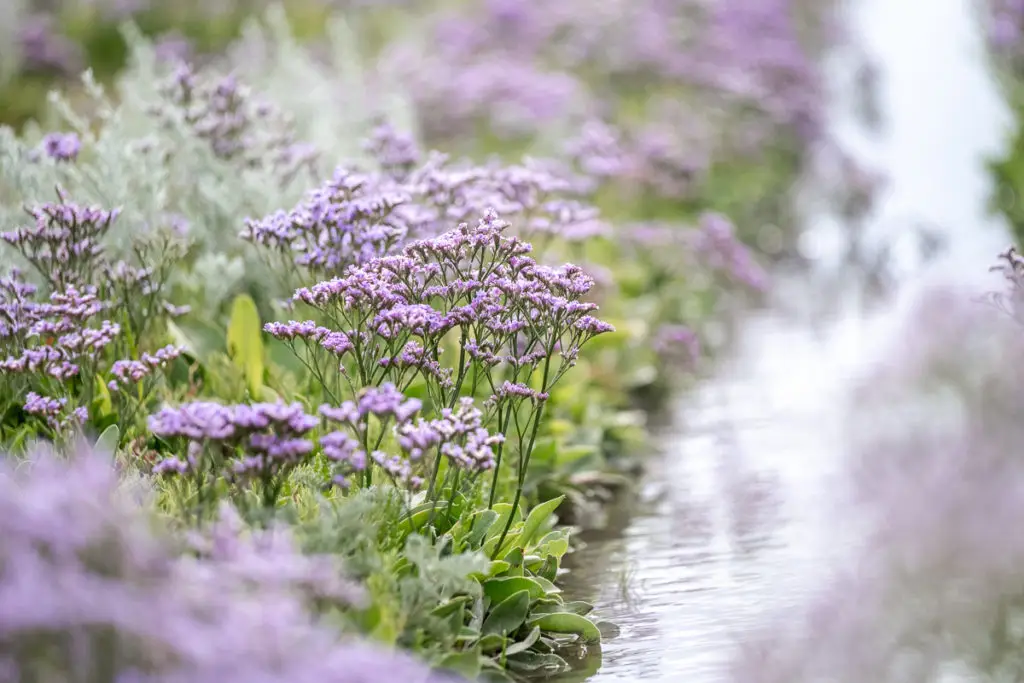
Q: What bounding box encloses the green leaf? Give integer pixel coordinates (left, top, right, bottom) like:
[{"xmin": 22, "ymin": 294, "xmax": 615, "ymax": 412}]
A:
[
  {"xmin": 506, "ymin": 651, "xmax": 568, "ymax": 675},
  {"xmin": 518, "ymin": 496, "xmax": 564, "ymax": 549},
  {"xmin": 455, "ymin": 626, "xmax": 480, "ymax": 644},
  {"xmin": 504, "ymin": 625, "xmax": 541, "ymax": 656},
  {"xmin": 561, "ymin": 601, "xmax": 595, "ymax": 616},
  {"xmin": 537, "ymin": 529, "xmax": 570, "ymax": 559},
  {"xmin": 486, "ymin": 560, "xmax": 510, "ymax": 577},
  {"xmin": 527, "ymin": 612, "xmax": 601, "ymax": 643},
  {"xmin": 437, "ymin": 649, "xmax": 482, "ymax": 679},
  {"xmin": 401, "ymin": 501, "xmax": 450, "ymax": 531},
  {"xmin": 486, "ymin": 503, "xmax": 522, "ymax": 539},
  {"xmin": 532, "ymin": 576, "xmax": 560, "ymax": 595},
  {"xmin": 483, "ymin": 576, "xmax": 545, "ymax": 604},
  {"xmin": 478, "ymin": 633, "xmax": 506, "ymax": 653},
  {"xmin": 465, "ymin": 509, "xmax": 499, "ymax": 549},
  {"xmin": 225, "ymin": 294, "xmax": 264, "ymax": 398},
  {"xmin": 502, "ymin": 546, "xmax": 524, "ymax": 567},
  {"xmin": 537, "ymin": 554, "xmax": 559, "ymax": 582},
  {"xmin": 482, "ymin": 589, "xmax": 531, "ymax": 637},
  {"xmin": 431, "ymin": 595, "xmax": 473, "ymax": 619},
  {"xmin": 94, "ymin": 424, "xmax": 120, "ymax": 454}
]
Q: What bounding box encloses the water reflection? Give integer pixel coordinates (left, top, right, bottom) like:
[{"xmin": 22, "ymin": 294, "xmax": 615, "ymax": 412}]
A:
[{"xmin": 558, "ymin": 0, "xmax": 1012, "ymax": 680}]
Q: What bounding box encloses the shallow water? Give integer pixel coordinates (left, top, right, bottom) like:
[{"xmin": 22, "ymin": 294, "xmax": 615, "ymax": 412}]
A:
[{"xmin": 558, "ymin": 0, "xmax": 1012, "ymax": 680}]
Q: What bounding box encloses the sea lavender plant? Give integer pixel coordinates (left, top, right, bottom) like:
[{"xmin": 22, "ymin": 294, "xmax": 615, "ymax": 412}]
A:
[
  {"xmin": 242, "ymin": 128, "xmax": 614, "ymax": 306},
  {"xmin": 148, "ymin": 399, "xmax": 319, "ymax": 518},
  {"xmin": 1, "ymin": 187, "xmax": 189, "ymax": 342},
  {"xmin": 272, "ymin": 208, "xmax": 613, "ymax": 549},
  {"xmin": 0, "ymin": 272, "xmax": 182, "ymax": 441},
  {"xmin": 0, "ymin": 442, "xmax": 449, "ymax": 683},
  {"xmin": 690, "ymin": 212, "xmax": 770, "ymax": 292},
  {"xmin": 2, "ymin": 187, "xmax": 119, "ymax": 291},
  {"xmin": 153, "ymin": 61, "xmax": 320, "ymax": 182},
  {"xmin": 319, "ymin": 387, "xmax": 503, "ymax": 535}
]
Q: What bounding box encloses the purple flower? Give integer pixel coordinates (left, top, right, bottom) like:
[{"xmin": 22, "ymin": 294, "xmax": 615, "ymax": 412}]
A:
[
  {"xmin": 0, "ymin": 444, "xmax": 447, "ymax": 683},
  {"xmin": 40, "ymin": 132, "xmax": 81, "ymax": 162},
  {"xmin": 2, "ymin": 188, "xmax": 119, "ymax": 290},
  {"xmin": 692, "ymin": 212, "xmax": 769, "ymax": 291}
]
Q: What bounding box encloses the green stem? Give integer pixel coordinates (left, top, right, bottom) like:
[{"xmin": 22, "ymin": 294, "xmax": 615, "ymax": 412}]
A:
[{"xmin": 492, "ymin": 356, "xmax": 552, "ymax": 558}]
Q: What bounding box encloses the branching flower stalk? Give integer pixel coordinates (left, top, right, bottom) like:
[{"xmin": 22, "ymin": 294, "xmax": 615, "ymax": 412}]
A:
[{"xmin": 260, "ymin": 208, "xmax": 612, "ymax": 535}]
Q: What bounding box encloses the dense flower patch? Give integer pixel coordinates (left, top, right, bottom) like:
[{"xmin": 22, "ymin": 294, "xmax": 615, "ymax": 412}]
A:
[{"xmin": 0, "ymin": 4, "xmax": 833, "ymax": 682}]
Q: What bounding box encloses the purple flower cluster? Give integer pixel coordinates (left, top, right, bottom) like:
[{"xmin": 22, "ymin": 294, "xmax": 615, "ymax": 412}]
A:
[
  {"xmin": 149, "ymin": 401, "xmax": 318, "ymax": 490},
  {"xmin": 108, "ymin": 344, "xmax": 183, "ymax": 391},
  {"xmin": 40, "ymin": 131, "xmax": 81, "ymax": 162},
  {"xmin": 654, "ymin": 324, "xmax": 701, "ymax": 368},
  {"xmin": 0, "ymin": 444, "xmax": 447, "ymax": 683},
  {"xmin": 283, "ymin": 209, "xmax": 613, "ymax": 411},
  {"xmin": 1, "ymin": 187, "xmax": 118, "ymax": 290},
  {"xmin": 379, "ymin": 0, "xmax": 824, "ymax": 178},
  {"xmin": 1, "ymin": 189, "xmax": 188, "ymax": 343},
  {"xmin": 0, "ymin": 282, "xmax": 116, "ymax": 382},
  {"xmin": 244, "ymin": 126, "xmax": 612, "ymax": 288},
  {"xmin": 242, "ymin": 166, "xmax": 411, "ymax": 280},
  {"xmin": 691, "ymin": 212, "xmax": 769, "ymax": 291},
  {"xmin": 16, "ymin": 13, "xmax": 82, "ymax": 76},
  {"xmin": 23, "ymin": 390, "xmax": 86, "ymax": 430},
  {"xmin": 0, "ymin": 267, "xmax": 182, "ymax": 436},
  {"xmin": 318, "ymin": 385, "xmax": 504, "ymax": 489},
  {"xmin": 155, "ymin": 63, "xmax": 318, "ymax": 178},
  {"xmin": 319, "ymin": 383, "xmax": 425, "ymax": 488},
  {"xmin": 987, "ymin": 0, "xmax": 1024, "ymax": 55}
]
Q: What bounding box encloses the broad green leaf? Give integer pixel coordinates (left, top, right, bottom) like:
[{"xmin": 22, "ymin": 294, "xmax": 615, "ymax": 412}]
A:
[
  {"xmin": 504, "ymin": 625, "xmax": 541, "ymax": 656},
  {"xmin": 559, "ymin": 601, "xmax": 594, "ymax": 616},
  {"xmin": 94, "ymin": 424, "xmax": 120, "ymax": 454},
  {"xmin": 478, "ymin": 633, "xmax": 506, "ymax": 653},
  {"xmin": 527, "ymin": 612, "xmax": 601, "ymax": 643},
  {"xmin": 401, "ymin": 501, "xmax": 449, "ymax": 531},
  {"xmin": 518, "ymin": 496, "xmax": 564, "ymax": 549},
  {"xmin": 537, "ymin": 529, "xmax": 570, "ymax": 558},
  {"xmin": 537, "ymin": 555, "xmax": 558, "ymax": 582},
  {"xmin": 501, "ymin": 545, "xmax": 524, "ymax": 567},
  {"xmin": 225, "ymin": 294, "xmax": 264, "ymax": 398},
  {"xmin": 529, "ymin": 598, "xmax": 567, "ymax": 615},
  {"xmin": 485, "ymin": 503, "xmax": 520, "ymax": 541},
  {"xmin": 455, "ymin": 626, "xmax": 480, "ymax": 644},
  {"xmin": 482, "ymin": 589, "xmax": 530, "ymax": 637},
  {"xmin": 465, "ymin": 510, "xmax": 499, "ymax": 549},
  {"xmin": 437, "ymin": 649, "xmax": 482, "ymax": 679},
  {"xmin": 483, "ymin": 576, "xmax": 545, "ymax": 604},
  {"xmin": 431, "ymin": 595, "xmax": 473, "ymax": 619},
  {"xmin": 486, "ymin": 560, "xmax": 510, "ymax": 577}
]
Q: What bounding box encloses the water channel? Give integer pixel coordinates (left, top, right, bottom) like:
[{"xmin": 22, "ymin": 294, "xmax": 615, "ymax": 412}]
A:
[{"xmin": 559, "ymin": 0, "xmax": 1013, "ymax": 680}]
